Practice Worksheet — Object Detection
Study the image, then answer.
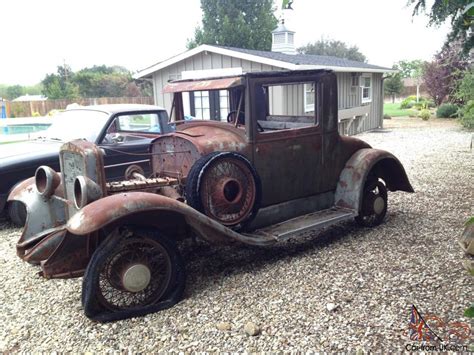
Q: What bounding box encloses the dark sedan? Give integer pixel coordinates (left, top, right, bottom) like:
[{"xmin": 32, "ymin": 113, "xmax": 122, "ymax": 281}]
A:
[{"xmin": 0, "ymin": 104, "xmax": 174, "ymax": 224}]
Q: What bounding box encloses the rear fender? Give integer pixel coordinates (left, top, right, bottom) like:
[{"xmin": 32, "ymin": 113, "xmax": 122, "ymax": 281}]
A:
[
  {"xmin": 335, "ymin": 148, "xmax": 414, "ymax": 211},
  {"xmin": 67, "ymin": 192, "xmax": 275, "ymax": 246}
]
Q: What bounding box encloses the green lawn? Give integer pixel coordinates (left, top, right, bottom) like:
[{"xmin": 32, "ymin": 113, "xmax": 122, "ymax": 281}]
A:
[{"xmin": 384, "ymin": 103, "xmax": 418, "ymax": 117}]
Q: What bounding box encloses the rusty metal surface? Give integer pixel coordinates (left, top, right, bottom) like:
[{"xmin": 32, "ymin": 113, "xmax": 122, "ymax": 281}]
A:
[
  {"xmin": 335, "ymin": 148, "xmax": 414, "ymax": 211},
  {"xmin": 152, "ymin": 121, "xmax": 249, "ymax": 179},
  {"xmin": 106, "ymin": 177, "xmax": 178, "ymax": 193},
  {"xmin": 40, "ymin": 232, "xmax": 98, "ymax": 278},
  {"xmin": 8, "ymin": 178, "xmax": 67, "ymax": 256},
  {"xmin": 162, "ymin": 76, "xmax": 243, "ymax": 93},
  {"xmin": 66, "ymin": 192, "xmax": 276, "ymax": 246},
  {"xmin": 60, "ymin": 140, "xmax": 107, "ymax": 218}
]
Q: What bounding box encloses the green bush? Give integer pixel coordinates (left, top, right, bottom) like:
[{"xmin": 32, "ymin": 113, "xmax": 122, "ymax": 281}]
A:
[
  {"xmin": 400, "ymin": 95, "xmax": 433, "ymax": 110},
  {"xmin": 436, "ymin": 103, "xmax": 459, "ymax": 118},
  {"xmin": 460, "ymin": 100, "xmax": 474, "ymax": 129},
  {"xmin": 32, "ymin": 111, "xmax": 41, "ymax": 117},
  {"xmin": 419, "ymin": 109, "xmax": 431, "ymax": 120},
  {"xmin": 400, "ymin": 95, "xmax": 417, "ymax": 109}
]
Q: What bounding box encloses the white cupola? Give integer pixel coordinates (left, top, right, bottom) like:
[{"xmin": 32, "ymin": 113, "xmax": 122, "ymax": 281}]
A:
[{"xmin": 271, "ymin": 20, "xmax": 296, "ymax": 55}]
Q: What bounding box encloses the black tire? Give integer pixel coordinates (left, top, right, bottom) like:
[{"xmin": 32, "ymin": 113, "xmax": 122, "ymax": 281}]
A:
[
  {"xmin": 82, "ymin": 227, "xmax": 185, "ymax": 322},
  {"xmin": 8, "ymin": 201, "xmax": 27, "ymax": 227},
  {"xmin": 185, "ymin": 152, "xmax": 261, "ymax": 230},
  {"xmin": 355, "ymin": 178, "xmax": 388, "ymax": 227}
]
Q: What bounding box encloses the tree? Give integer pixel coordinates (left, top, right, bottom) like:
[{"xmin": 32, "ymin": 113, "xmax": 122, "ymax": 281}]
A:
[
  {"xmin": 454, "ymin": 67, "xmax": 474, "ymax": 104},
  {"xmin": 187, "ymin": 0, "xmax": 278, "ymax": 50},
  {"xmin": 73, "ymin": 65, "xmax": 133, "ymax": 98},
  {"xmin": 5, "ymin": 85, "xmax": 24, "ymax": 100},
  {"xmin": 422, "ymin": 42, "xmax": 468, "ymax": 105},
  {"xmin": 42, "ymin": 65, "xmax": 79, "ymax": 99},
  {"xmin": 384, "ymin": 73, "xmax": 404, "ymax": 103},
  {"xmin": 394, "ymin": 60, "xmax": 426, "ymax": 101},
  {"xmin": 409, "ymin": 0, "xmax": 474, "ymax": 53},
  {"xmin": 297, "ymin": 38, "xmax": 367, "ymax": 62}
]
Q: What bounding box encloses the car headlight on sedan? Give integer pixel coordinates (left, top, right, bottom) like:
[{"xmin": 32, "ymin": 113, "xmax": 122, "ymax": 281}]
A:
[
  {"xmin": 35, "ymin": 166, "xmax": 60, "ymax": 198},
  {"xmin": 73, "ymin": 176, "xmax": 102, "ymax": 209}
]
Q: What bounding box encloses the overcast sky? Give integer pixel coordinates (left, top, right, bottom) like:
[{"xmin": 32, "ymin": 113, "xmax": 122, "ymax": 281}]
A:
[{"xmin": 1, "ymin": 0, "xmax": 449, "ymax": 86}]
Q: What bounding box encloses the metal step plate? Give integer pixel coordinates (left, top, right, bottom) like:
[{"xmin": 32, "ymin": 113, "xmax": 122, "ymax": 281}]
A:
[{"xmin": 248, "ymin": 207, "xmax": 357, "ymax": 241}]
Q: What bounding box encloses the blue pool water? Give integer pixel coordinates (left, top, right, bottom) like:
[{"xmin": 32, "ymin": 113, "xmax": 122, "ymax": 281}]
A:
[{"xmin": 0, "ymin": 123, "xmax": 51, "ymax": 135}]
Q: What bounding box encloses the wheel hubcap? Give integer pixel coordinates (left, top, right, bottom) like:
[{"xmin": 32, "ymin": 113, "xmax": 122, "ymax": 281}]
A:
[
  {"xmin": 122, "ymin": 263, "xmax": 151, "ymax": 292},
  {"xmin": 373, "ymin": 196, "xmax": 385, "ymax": 215}
]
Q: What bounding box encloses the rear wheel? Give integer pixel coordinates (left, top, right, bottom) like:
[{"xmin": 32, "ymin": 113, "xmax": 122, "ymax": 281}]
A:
[
  {"xmin": 355, "ymin": 178, "xmax": 388, "ymax": 227},
  {"xmin": 82, "ymin": 227, "xmax": 185, "ymax": 322}
]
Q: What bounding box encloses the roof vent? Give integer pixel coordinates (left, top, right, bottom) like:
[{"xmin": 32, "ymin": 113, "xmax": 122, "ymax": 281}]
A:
[{"xmin": 271, "ymin": 19, "xmax": 296, "ymax": 55}]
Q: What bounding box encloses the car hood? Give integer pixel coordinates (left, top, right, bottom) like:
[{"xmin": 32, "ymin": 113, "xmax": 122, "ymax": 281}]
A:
[{"xmin": 0, "ymin": 140, "xmax": 62, "ymax": 172}]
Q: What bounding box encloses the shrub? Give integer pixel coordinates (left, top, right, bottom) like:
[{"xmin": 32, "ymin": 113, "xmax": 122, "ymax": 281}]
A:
[
  {"xmin": 383, "ymin": 114, "xmax": 391, "ymax": 120},
  {"xmin": 32, "ymin": 111, "xmax": 41, "ymax": 117},
  {"xmin": 436, "ymin": 103, "xmax": 459, "ymax": 118},
  {"xmin": 400, "ymin": 95, "xmax": 417, "ymax": 109},
  {"xmin": 460, "ymin": 100, "xmax": 474, "ymax": 129},
  {"xmin": 419, "ymin": 109, "xmax": 431, "ymax": 120}
]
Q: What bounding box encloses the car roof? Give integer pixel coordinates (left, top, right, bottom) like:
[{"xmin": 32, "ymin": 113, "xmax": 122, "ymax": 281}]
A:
[{"xmin": 66, "ymin": 104, "xmax": 166, "ymax": 115}]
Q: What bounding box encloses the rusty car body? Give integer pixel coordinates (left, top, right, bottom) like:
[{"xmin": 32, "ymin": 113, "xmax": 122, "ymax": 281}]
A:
[{"xmin": 9, "ymin": 70, "xmax": 413, "ymax": 322}]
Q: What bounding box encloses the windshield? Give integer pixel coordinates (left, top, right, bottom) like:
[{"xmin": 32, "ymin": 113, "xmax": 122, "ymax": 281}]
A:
[{"xmin": 39, "ymin": 110, "xmax": 109, "ymax": 142}]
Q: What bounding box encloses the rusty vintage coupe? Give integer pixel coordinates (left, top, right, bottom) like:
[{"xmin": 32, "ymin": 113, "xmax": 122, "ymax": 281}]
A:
[{"xmin": 9, "ymin": 70, "xmax": 413, "ymax": 321}]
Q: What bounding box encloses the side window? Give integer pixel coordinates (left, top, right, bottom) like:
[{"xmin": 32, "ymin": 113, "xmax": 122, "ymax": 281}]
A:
[
  {"xmin": 102, "ymin": 112, "xmax": 164, "ymax": 144},
  {"xmin": 258, "ymin": 81, "xmax": 319, "ymax": 132},
  {"xmin": 115, "ymin": 113, "xmax": 161, "ymax": 133}
]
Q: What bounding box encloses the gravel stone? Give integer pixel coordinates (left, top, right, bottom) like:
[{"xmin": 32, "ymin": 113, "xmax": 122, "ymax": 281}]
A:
[
  {"xmin": 0, "ymin": 117, "xmax": 472, "ymax": 352},
  {"xmin": 244, "ymin": 322, "xmax": 261, "ymax": 336},
  {"xmin": 216, "ymin": 322, "xmax": 232, "ymax": 331}
]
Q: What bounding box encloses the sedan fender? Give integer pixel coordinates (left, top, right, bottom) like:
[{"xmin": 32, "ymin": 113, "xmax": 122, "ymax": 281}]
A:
[
  {"xmin": 335, "ymin": 148, "xmax": 414, "ymax": 211},
  {"xmin": 67, "ymin": 192, "xmax": 275, "ymax": 246}
]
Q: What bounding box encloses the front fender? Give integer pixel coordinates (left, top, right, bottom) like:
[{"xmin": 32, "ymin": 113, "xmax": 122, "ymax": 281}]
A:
[
  {"xmin": 67, "ymin": 192, "xmax": 275, "ymax": 246},
  {"xmin": 335, "ymin": 148, "xmax": 414, "ymax": 211},
  {"xmin": 8, "ymin": 176, "xmax": 67, "ymax": 252}
]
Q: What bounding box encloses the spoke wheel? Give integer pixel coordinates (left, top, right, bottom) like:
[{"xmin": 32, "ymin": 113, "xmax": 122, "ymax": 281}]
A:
[
  {"xmin": 355, "ymin": 179, "xmax": 388, "ymax": 227},
  {"xmin": 97, "ymin": 237, "xmax": 172, "ymax": 311},
  {"xmin": 82, "ymin": 227, "xmax": 185, "ymax": 321},
  {"xmin": 186, "ymin": 152, "xmax": 261, "ymax": 229}
]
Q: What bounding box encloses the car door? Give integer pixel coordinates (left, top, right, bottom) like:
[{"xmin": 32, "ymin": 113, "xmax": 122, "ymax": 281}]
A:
[{"xmin": 249, "ymin": 76, "xmax": 324, "ymax": 207}]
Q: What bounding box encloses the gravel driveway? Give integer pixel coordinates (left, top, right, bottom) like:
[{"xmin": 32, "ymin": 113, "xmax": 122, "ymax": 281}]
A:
[{"xmin": 0, "ymin": 117, "xmax": 472, "ymax": 352}]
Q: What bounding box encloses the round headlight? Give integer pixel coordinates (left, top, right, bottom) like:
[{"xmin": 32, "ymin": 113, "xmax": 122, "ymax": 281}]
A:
[
  {"xmin": 35, "ymin": 166, "xmax": 60, "ymax": 198},
  {"xmin": 73, "ymin": 176, "xmax": 102, "ymax": 209}
]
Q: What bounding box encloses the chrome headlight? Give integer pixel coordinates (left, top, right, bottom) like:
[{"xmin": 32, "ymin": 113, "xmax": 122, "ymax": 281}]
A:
[
  {"xmin": 73, "ymin": 176, "xmax": 102, "ymax": 209},
  {"xmin": 35, "ymin": 166, "xmax": 60, "ymax": 198}
]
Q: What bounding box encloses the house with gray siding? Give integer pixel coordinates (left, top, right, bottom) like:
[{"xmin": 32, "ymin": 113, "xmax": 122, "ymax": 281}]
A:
[{"xmin": 135, "ymin": 24, "xmax": 394, "ymax": 135}]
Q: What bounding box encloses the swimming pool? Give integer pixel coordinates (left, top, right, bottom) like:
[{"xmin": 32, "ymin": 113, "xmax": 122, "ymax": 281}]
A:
[{"xmin": 0, "ymin": 123, "xmax": 51, "ymax": 135}]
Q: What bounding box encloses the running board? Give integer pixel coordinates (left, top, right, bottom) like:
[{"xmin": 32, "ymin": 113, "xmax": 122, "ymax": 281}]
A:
[{"xmin": 246, "ymin": 207, "xmax": 357, "ymax": 241}]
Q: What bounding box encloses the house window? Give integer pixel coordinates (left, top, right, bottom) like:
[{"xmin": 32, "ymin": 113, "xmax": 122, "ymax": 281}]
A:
[
  {"xmin": 193, "ymin": 91, "xmax": 210, "ymax": 120},
  {"xmin": 361, "ymin": 75, "xmax": 372, "ymax": 103},
  {"xmin": 304, "ymin": 83, "xmax": 315, "ymax": 112}
]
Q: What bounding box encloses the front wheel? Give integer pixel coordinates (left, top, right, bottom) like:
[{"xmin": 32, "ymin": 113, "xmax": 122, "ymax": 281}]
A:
[
  {"xmin": 355, "ymin": 179, "xmax": 388, "ymax": 227},
  {"xmin": 82, "ymin": 227, "xmax": 185, "ymax": 322}
]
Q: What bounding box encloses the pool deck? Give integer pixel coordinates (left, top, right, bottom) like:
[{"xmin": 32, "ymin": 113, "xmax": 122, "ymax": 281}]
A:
[{"xmin": 0, "ymin": 117, "xmax": 53, "ymax": 143}]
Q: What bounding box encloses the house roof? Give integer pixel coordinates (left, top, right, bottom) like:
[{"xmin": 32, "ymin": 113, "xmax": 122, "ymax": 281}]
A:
[{"xmin": 134, "ymin": 44, "xmax": 395, "ymax": 80}]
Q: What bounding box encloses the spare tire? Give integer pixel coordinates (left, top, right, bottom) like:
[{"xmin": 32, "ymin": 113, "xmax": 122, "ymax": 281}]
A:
[{"xmin": 185, "ymin": 152, "xmax": 261, "ymax": 230}]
